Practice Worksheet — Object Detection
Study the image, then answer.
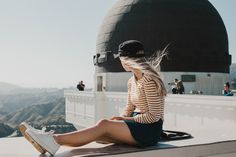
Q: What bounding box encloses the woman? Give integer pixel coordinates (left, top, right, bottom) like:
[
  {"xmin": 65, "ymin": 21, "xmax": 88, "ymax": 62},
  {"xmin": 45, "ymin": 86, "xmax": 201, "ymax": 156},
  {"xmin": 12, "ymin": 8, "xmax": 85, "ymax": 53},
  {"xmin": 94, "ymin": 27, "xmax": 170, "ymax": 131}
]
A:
[{"xmin": 19, "ymin": 40, "xmax": 167, "ymax": 156}]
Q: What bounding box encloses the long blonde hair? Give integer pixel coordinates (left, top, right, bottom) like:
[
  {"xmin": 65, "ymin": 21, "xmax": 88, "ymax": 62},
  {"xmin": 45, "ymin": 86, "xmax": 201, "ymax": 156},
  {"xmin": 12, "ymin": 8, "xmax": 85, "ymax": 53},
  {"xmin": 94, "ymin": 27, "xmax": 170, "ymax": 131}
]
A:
[{"xmin": 120, "ymin": 49, "xmax": 167, "ymax": 96}]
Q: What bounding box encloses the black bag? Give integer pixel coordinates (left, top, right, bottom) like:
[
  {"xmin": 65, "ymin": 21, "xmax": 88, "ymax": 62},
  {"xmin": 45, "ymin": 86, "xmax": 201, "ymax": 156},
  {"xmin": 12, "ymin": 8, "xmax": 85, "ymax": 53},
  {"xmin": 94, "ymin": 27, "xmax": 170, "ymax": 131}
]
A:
[{"xmin": 160, "ymin": 130, "xmax": 192, "ymax": 141}]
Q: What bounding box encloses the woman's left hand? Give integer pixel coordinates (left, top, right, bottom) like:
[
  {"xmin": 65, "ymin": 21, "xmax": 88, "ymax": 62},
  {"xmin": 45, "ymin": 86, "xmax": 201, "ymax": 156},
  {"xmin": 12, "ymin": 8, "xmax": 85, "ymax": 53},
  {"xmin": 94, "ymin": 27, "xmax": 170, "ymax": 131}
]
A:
[
  {"xmin": 110, "ymin": 116, "xmax": 134, "ymax": 121},
  {"xmin": 110, "ymin": 116, "xmax": 124, "ymax": 120}
]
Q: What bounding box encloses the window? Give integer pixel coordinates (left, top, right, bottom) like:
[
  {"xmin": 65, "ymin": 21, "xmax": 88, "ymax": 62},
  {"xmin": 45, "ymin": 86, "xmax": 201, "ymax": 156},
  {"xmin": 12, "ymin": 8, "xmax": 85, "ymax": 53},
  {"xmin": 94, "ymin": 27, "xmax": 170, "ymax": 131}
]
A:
[{"xmin": 181, "ymin": 75, "xmax": 196, "ymax": 82}]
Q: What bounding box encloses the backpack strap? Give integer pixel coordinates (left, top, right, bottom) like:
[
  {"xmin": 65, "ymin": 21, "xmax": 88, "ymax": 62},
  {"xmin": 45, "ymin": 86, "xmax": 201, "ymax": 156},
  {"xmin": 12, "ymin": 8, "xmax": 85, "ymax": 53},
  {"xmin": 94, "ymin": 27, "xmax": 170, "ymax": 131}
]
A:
[{"xmin": 160, "ymin": 130, "xmax": 193, "ymax": 142}]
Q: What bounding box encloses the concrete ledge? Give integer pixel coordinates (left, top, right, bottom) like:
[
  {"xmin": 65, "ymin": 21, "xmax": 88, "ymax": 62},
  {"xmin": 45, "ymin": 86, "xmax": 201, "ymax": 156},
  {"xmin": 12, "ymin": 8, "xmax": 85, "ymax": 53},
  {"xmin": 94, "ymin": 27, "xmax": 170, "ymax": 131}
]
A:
[{"xmin": 0, "ymin": 137, "xmax": 236, "ymax": 157}]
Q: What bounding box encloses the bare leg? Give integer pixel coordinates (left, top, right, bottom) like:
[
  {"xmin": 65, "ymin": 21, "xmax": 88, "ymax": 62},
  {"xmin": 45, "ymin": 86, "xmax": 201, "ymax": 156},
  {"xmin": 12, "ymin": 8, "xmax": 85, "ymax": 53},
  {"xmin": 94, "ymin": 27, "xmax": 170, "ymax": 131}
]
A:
[{"xmin": 54, "ymin": 119, "xmax": 137, "ymax": 147}]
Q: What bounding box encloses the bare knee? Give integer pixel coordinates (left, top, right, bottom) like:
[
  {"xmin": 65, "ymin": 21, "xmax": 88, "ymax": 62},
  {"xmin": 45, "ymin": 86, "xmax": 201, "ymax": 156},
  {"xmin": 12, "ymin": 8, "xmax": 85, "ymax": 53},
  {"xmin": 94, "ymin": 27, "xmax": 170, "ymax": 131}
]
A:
[
  {"xmin": 96, "ymin": 119, "xmax": 109, "ymax": 127},
  {"xmin": 96, "ymin": 119, "xmax": 112, "ymax": 135},
  {"xmin": 95, "ymin": 119, "xmax": 122, "ymax": 141}
]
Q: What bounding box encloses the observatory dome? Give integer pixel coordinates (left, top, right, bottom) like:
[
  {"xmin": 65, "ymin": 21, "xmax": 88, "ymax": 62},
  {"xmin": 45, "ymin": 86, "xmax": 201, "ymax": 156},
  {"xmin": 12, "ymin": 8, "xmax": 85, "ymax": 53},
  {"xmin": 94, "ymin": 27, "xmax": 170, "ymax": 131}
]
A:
[{"xmin": 94, "ymin": 0, "xmax": 231, "ymax": 73}]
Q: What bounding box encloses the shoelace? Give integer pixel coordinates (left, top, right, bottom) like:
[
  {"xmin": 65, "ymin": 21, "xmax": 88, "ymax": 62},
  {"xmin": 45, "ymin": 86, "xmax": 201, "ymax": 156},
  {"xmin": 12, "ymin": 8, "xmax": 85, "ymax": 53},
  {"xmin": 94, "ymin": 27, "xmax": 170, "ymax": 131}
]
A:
[
  {"xmin": 41, "ymin": 127, "xmax": 55, "ymax": 134},
  {"xmin": 31, "ymin": 126, "xmax": 55, "ymax": 134}
]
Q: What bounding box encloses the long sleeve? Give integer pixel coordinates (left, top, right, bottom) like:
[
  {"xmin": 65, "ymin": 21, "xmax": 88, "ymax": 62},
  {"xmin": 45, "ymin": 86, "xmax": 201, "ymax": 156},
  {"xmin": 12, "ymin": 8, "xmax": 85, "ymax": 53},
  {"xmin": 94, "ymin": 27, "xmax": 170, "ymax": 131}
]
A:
[
  {"xmin": 121, "ymin": 79, "xmax": 135, "ymax": 117},
  {"xmin": 133, "ymin": 79, "xmax": 164, "ymax": 123}
]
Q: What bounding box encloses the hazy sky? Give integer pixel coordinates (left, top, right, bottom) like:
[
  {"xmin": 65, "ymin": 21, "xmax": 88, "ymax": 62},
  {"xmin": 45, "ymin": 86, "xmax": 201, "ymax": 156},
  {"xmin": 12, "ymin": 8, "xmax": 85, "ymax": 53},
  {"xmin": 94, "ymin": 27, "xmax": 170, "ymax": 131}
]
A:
[{"xmin": 0, "ymin": 0, "xmax": 235, "ymax": 88}]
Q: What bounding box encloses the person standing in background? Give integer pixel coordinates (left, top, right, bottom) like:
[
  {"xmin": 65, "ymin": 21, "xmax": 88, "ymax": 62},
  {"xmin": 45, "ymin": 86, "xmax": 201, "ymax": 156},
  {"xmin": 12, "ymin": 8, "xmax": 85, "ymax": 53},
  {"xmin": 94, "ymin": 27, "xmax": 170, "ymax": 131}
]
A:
[
  {"xmin": 223, "ymin": 82, "xmax": 233, "ymax": 96},
  {"xmin": 174, "ymin": 79, "xmax": 185, "ymax": 94},
  {"xmin": 77, "ymin": 80, "xmax": 85, "ymax": 91}
]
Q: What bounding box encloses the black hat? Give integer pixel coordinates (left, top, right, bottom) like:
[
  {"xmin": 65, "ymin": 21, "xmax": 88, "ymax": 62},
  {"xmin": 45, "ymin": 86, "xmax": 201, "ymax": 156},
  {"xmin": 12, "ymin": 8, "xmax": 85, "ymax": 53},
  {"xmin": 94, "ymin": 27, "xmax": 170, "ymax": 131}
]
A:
[{"xmin": 114, "ymin": 40, "xmax": 145, "ymax": 58}]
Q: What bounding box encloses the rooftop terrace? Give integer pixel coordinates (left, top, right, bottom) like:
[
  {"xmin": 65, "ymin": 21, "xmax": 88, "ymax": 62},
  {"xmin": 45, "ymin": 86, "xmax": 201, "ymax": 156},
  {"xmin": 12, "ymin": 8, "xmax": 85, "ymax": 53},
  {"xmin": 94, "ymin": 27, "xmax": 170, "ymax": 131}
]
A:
[
  {"xmin": 1, "ymin": 130, "xmax": 236, "ymax": 157},
  {"xmin": 0, "ymin": 93, "xmax": 236, "ymax": 157}
]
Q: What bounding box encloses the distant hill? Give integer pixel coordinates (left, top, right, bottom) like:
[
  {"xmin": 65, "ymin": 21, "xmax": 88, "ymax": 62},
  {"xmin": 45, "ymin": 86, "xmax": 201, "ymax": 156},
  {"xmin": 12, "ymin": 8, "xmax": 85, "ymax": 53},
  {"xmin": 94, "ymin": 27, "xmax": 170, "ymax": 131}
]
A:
[
  {"xmin": 0, "ymin": 89, "xmax": 76, "ymax": 138},
  {"xmin": 230, "ymin": 63, "xmax": 236, "ymax": 80},
  {"xmin": 0, "ymin": 82, "xmax": 21, "ymax": 94},
  {"xmin": 3, "ymin": 97, "xmax": 65, "ymax": 127},
  {"xmin": 0, "ymin": 123, "xmax": 14, "ymax": 138},
  {"xmin": 230, "ymin": 64, "xmax": 236, "ymax": 89},
  {"xmin": 0, "ymin": 89, "xmax": 64, "ymax": 114}
]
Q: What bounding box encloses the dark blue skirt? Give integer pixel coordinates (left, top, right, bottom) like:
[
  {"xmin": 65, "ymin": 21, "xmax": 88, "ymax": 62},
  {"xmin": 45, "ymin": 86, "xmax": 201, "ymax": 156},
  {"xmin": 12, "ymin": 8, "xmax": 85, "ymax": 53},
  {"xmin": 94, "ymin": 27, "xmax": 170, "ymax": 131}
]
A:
[{"xmin": 124, "ymin": 112, "xmax": 163, "ymax": 147}]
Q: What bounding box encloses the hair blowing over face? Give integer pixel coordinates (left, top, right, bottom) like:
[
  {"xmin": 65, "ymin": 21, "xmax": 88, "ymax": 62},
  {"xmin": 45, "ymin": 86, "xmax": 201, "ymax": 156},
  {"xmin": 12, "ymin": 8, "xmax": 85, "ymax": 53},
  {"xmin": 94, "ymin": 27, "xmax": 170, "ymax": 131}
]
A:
[{"xmin": 120, "ymin": 50, "xmax": 167, "ymax": 96}]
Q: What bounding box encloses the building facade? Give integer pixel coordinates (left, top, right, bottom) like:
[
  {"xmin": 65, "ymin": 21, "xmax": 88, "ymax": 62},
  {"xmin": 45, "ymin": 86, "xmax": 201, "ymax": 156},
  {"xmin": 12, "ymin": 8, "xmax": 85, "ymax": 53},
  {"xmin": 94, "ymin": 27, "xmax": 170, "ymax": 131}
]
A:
[{"xmin": 93, "ymin": 0, "xmax": 232, "ymax": 95}]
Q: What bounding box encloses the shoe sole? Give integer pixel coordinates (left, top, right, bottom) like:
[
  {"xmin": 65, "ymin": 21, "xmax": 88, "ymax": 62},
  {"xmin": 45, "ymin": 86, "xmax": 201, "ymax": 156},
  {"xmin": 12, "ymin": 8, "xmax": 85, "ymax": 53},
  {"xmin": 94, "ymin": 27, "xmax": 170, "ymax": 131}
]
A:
[
  {"xmin": 25, "ymin": 130, "xmax": 55, "ymax": 156},
  {"xmin": 19, "ymin": 123, "xmax": 46, "ymax": 154}
]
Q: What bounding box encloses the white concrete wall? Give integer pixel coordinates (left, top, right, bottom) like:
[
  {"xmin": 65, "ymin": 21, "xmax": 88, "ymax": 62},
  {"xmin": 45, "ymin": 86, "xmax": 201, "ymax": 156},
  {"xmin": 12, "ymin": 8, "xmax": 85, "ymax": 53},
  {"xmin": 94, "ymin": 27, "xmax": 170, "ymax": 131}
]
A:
[
  {"xmin": 94, "ymin": 72, "xmax": 132, "ymax": 92},
  {"xmin": 94, "ymin": 72, "xmax": 229, "ymax": 95},
  {"xmin": 162, "ymin": 72, "xmax": 229, "ymax": 95},
  {"xmin": 64, "ymin": 91, "xmax": 236, "ymax": 129}
]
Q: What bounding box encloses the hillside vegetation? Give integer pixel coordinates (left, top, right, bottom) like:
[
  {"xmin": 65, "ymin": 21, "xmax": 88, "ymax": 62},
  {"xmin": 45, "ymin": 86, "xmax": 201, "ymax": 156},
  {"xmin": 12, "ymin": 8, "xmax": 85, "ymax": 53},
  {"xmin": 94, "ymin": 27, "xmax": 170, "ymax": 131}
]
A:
[{"xmin": 0, "ymin": 85, "xmax": 76, "ymax": 137}]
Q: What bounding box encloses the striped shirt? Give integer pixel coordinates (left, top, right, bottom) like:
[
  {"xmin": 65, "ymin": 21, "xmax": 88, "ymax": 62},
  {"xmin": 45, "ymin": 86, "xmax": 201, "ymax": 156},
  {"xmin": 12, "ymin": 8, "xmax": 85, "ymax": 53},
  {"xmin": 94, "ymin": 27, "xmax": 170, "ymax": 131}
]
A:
[{"xmin": 122, "ymin": 74, "xmax": 165, "ymax": 124}]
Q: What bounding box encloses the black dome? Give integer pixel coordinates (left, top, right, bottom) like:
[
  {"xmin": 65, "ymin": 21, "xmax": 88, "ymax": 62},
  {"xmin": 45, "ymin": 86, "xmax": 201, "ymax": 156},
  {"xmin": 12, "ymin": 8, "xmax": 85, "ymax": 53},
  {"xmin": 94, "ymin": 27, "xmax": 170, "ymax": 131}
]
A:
[{"xmin": 94, "ymin": 0, "xmax": 231, "ymax": 73}]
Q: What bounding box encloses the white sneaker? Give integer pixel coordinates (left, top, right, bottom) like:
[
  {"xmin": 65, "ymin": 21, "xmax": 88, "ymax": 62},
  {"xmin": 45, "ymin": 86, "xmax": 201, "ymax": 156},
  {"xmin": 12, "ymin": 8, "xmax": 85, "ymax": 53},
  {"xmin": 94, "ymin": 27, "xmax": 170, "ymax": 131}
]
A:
[
  {"xmin": 19, "ymin": 122, "xmax": 46, "ymax": 154},
  {"xmin": 25, "ymin": 127, "xmax": 60, "ymax": 156}
]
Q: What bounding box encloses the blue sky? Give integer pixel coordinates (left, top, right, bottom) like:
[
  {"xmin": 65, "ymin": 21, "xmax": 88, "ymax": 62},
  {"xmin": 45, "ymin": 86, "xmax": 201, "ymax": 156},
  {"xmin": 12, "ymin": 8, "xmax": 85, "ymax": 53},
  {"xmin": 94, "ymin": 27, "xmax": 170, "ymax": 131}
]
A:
[{"xmin": 0, "ymin": 0, "xmax": 235, "ymax": 88}]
